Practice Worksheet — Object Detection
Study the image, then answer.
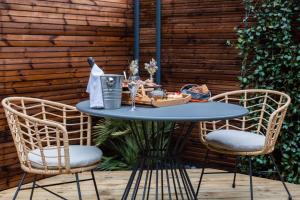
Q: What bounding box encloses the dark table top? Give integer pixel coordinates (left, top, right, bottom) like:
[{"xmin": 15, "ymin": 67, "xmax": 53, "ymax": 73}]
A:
[{"xmin": 76, "ymin": 100, "xmax": 248, "ymax": 122}]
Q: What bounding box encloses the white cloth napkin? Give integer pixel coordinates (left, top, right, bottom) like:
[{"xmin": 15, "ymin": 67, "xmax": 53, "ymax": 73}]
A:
[{"xmin": 86, "ymin": 64, "xmax": 104, "ymax": 108}]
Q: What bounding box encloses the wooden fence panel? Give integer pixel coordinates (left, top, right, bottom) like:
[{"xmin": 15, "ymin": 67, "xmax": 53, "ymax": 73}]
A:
[
  {"xmin": 0, "ymin": 0, "xmax": 132, "ymax": 191},
  {"xmin": 139, "ymin": 0, "xmax": 245, "ymax": 167}
]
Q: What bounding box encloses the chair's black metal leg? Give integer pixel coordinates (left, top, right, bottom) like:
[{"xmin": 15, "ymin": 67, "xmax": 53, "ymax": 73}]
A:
[
  {"xmin": 35, "ymin": 183, "xmax": 68, "ymax": 200},
  {"xmin": 13, "ymin": 172, "xmax": 104, "ymax": 200},
  {"xmin": 13, "ymin": 172, "xmax": 27, "ymax": 200},
  {"xmin": 91, "ymin": 170, "xmax": 100, "ymax": 200},
  {"xmin": 30, "ymin": 175, "xmax": 36, "ymax": 200},
  {"xmin": 75, "ymin": 173, "xmax": 83, "ymax": 200},
  {"xmin": 269, "ymin": 154, "xmax": 292, "ymax": 200},
  {"xmin": 196, "ymin": 149, "xmax": 209, "ymax": 197},
  {"xmin": 249, "ymin": 157, "xmax": 254, "ymax": 200},
  {"xmin": 232, "ymin": 156, "xmax": 239, "ymax": 188}
]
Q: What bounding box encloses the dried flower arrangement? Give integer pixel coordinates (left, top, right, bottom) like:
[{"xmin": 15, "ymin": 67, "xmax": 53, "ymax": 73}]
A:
[
  {"xmin": 144, "ymin": 58, "xmax": 158, "ymax": 82},
  {"xmin": 129, "ymin": 59, "xmax": 139, "ymax": 76}
]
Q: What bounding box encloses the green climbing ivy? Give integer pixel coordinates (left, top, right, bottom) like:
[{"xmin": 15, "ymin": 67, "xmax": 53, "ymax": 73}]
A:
[{"xmin": 236, "ymin": 0, "xmax": 300, "ymax": 183}]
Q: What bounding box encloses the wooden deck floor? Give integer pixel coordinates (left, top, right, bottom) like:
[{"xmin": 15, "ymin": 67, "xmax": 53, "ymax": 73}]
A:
[{"xmin": 0, "ymin": 169, "xmax": 299, "ymax": 200}]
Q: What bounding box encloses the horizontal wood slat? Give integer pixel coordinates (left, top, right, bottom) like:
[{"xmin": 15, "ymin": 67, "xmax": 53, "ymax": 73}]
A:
[{"xmin": 0, "ymin": 0, "xmax": 132, "ymax": 191}]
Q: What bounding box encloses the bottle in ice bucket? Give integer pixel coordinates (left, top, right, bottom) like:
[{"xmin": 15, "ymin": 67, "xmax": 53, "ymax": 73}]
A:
[{"xmin": 87, "ymin": 57, "xmax": 124, "ymax": 110}]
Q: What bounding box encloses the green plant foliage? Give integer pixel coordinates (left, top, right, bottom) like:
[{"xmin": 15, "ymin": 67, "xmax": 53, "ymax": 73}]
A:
[
  {"xmin": 93, "ymin": 118, "xmax": 138, "ymax": 170},
  {"xmin": 94, "ymin": 118, "xmax": 174, "ymax": 170},
  {"xmin": 97, "ymin": 156, "xmax": 129, "ymax": 171},
  {"xmin": 236, "ymin": 0, "xmax": 300, "ymax": 183},
  {"xmin": 93, "ymin": 118, "xmax": 131, "ymax": 146}
]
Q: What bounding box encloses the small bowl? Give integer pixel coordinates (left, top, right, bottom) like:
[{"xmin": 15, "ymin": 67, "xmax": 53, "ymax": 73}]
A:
[{"xmin": 149, "ymin": 90, "xmax": 165, "ymax": 100}]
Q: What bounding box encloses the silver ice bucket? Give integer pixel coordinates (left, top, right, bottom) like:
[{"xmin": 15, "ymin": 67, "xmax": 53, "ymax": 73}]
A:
[{"xmin": 100, "ymin": 74, "xmax": 124, "ymax": 109}]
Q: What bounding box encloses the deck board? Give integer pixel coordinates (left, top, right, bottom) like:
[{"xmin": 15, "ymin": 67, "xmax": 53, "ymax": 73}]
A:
[{"xmin": 0, "ymin": 168, "xmax": 299, "ymax": 200}]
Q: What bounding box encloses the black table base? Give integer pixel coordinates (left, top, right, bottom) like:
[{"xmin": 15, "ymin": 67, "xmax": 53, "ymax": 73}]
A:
[{"xmin": 121, "ymin": 121, "xmax": 197, "ymax": 200}]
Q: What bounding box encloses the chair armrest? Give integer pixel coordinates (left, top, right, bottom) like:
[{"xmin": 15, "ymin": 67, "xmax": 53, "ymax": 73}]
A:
[{"xmin": 264, "ymin": 105, "xmax": 289, "ymax": 154}]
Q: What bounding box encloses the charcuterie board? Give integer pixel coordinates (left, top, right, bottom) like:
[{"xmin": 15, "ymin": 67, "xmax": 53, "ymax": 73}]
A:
[{"xmin": 122, "ymin": 85, "xmax": 191, "ymax": 107}]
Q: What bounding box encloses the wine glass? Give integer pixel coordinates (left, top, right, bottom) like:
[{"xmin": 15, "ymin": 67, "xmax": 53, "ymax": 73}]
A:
[{"xmin": 128, "ymin": 75, "xmax": 140, "ymax": 111}]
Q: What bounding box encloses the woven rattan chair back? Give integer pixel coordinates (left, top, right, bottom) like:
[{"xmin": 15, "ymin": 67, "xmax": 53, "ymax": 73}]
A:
[
  {"xmin": 2, "ymin": 97, "xmax": 93, "ymax": 175},
  {"xmin": 199, "ymin": 89, "xmax": 291, "ymax": 156}
]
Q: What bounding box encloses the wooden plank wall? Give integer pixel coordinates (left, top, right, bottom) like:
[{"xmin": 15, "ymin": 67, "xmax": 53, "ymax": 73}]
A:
[
  {"xmin": 0, "ymin": 0, "xmax": 132, "ymax": 190},
  {"xmin": 139, "ymin": 0, "xmax": 245, "ymax": 167}
]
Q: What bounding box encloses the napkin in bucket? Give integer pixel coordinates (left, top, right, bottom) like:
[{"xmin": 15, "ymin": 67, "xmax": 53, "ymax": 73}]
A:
[{"xmin": 86, "ymin": 63, "xmax": 104, "ymax": 108}]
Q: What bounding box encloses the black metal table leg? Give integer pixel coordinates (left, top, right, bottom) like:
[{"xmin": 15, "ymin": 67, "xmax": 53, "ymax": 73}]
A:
[
  {"xmin": 172, "ymin": 160, "xmax": 185, "ymax": 199},
  {"xmin": 131, "ymin": 158, "xmax": 145, "ymax": 199},
  {"xmin": 121, "ymin": 162, "xmax": 140, "ymax": 200},
  {"xmin": 182, "ymin": 165, "xmax": 197, "ymax": 199},
  {"xmin": 121, "ymin": 121, "xmax": 197, "ymax": 200}
]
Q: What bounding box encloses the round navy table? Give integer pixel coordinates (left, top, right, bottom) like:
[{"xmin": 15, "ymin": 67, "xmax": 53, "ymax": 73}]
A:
[{"xmin": 76, "ymin": 101, "xmax": 248, "ymax": 200}]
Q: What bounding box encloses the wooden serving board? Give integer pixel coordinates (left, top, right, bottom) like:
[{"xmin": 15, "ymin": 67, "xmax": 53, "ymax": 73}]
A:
[
  {"xmin": 122, "ymin": 88, "xmax": 192, "ymax": 107},
  {"xmin": 152, "ymin": 93, "xmax": 192, "ymax": 107}
]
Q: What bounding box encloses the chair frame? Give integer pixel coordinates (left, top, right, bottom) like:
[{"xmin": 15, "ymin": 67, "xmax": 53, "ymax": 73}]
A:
[
  {"xmin": 196, "ymin": 89, "xmax": 292, "ymax": 200},
  {"xmin": 2, "ymin": 97, "xmax": 101, "ymax": 200}
]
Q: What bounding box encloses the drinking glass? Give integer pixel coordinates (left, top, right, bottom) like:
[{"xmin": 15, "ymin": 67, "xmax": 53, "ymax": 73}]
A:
[{"xmin": 128, "ymin": 75, "xmax": 140, "ymax": 111}]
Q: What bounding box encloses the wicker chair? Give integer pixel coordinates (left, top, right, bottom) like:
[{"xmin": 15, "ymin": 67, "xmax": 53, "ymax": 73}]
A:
[
  {"xmin": 2, "ymin": 97, "xmax": 102, "ymax": 200},
  {"xmin": 196, "ymin": 89, "xmax": 292, "ymax": 200}
]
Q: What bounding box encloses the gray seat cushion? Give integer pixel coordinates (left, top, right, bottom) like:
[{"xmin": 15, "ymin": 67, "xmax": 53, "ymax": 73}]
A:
[
  {"xmin": 206, "ymin": 130, "xmax": 265, "ymax": 152},
  {"xmin": 28, "ymin": 145, "xmax": 103, "ymax": 169}
]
